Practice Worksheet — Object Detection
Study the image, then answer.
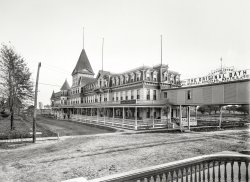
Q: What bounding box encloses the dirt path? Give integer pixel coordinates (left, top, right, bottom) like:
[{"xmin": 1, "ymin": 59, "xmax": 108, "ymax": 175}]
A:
[
  {"xmin": 36, "ymin": 116, "xmax": 115, "ymax": 136},
  {"xmin": 0, "ymin": 129, "xmax": 248, "ymax": 182}
]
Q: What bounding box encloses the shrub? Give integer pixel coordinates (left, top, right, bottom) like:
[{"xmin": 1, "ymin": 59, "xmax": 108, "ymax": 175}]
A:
[{"xmin": 0, "ymin": 110, "xmax": 9, "ymax": 118}]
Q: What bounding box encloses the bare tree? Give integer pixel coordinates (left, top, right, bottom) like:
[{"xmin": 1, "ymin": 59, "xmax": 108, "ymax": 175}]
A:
[{"xmin": 0, "ymin": 44, "xmax": 33, "ymax": 130}]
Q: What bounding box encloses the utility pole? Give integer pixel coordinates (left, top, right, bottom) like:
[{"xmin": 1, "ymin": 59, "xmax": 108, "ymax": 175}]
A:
[{"xmin": 33, "ymin": 62, "xmax": 41, "ymax": 143}]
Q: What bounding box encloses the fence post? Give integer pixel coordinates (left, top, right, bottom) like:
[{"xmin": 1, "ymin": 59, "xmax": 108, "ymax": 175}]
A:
[
  {"xmin": 135, "ymin": 107, "xmax": 138, "ymax": 130},
  {"xmin": 219, "ymin": 106, "xmax": 223, "ymax": 129},
  {"xmin": 112, "ymin": 107, "xmax": 115, "ymax": 126}
]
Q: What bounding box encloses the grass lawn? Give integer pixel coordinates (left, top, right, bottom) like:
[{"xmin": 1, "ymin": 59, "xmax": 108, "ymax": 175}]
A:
[
  {"xmin": 0, "ymin": 129, "xmax": 248, "ymax": 182},
  {"xmin": 0, "ymin": 115, "xmax": 57, "ymax": 139}
]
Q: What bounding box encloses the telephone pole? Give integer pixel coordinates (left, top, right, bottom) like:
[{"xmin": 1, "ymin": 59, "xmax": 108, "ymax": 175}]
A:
[{"xmin": 33, "ymin": 62, "xmax": 41, "ymax": 143}]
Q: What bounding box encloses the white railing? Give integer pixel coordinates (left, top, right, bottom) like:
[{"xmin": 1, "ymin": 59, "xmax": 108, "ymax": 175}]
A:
[
  {"xmin": 64, "ymin": 115, "xmax": 172, "ymax": 130},
  {"xmin": 63, "ymin": 153, "xmax": 250, "ymax": 182}
]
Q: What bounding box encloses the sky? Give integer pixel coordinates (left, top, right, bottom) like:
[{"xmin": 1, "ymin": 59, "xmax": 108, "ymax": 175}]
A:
[{"xmin": 0, "ymin": 0, "xmax": 249, "ymax": 105}]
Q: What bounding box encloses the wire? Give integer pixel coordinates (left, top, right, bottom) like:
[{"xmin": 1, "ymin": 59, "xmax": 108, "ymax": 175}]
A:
[
  {"xmin": 39, "ymin": 82, "xmax": 61, "ymax": 87},
  {"xmin": 30, "ymin": 81, "xmax": 61, "ymax": 87},
  {"xmin": 28, "ymin": 62, "xmax": 70, "ymax": 75}
]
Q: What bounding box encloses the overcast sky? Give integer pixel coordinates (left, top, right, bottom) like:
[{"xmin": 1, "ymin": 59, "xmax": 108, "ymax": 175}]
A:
[{"xmin": 0, "ymin": 0, "xmax": 249, "ymax": 105}]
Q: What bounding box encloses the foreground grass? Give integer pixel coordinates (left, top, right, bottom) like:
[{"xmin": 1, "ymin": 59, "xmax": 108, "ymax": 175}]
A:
[
  {"xmin": 0, "ymin": 116, "xmax": 57, "ymax": 139},
  {"xmin": 0, "ymin": 129, "xmax": 249, "ymax": 182}
]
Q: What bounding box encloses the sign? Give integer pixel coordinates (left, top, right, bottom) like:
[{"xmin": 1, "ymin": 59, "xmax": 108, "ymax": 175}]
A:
[
  {"xmin": 181, "ymin": 67, "xmax": 249, "ymax": 86},
  {"xmin": 181, "ymin": 117, "xmax": 197, "ymax": 126},
  {"xmin": 120, "ymin": 99, "xmax": 137, "ymax": 104}
]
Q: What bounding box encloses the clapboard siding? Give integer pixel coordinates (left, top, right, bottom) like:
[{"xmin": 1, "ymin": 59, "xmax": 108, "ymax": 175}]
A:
[
  {"xmin": 212, "ymin": 85, "xmax": 224, "ymax": 104},
  {"xmin": 224, "ymin": 84, "xmax": 237, "ymax": 103},
  {"xmin": 163, "ymin": 80, "xmax": 250, "ymax": 105},
  {"xmin": 236, "ymin": 82, "xmax": 249, "ymax": 103}
]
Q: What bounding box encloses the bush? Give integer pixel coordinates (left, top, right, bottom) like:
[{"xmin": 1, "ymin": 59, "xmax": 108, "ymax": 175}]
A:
[{"xmin": 0, "ymin": 110, "xmax": 9, "ymax": 118}]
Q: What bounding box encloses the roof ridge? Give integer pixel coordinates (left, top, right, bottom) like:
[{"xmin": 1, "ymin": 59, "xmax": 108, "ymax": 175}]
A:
[{"xmin": 60, "ymin": 79, "xmax": 70, "ymax": 90}]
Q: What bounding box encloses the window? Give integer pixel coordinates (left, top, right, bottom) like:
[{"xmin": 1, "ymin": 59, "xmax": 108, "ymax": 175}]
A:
[
  {"xmin": 147, "ymin": 89, "xmax": 150, "ymax": 100},
  {"xmin": 116, "ymin": 97, "xmax": 118, "ymax": 101},
  {"xmin": 137, "ymin": 90, "xmax": 140, "ymax": 99},
  {"xmin": 126, "ymin": 91, "xmax": 129, "ymax": 100},
  {"xmin": 187, "ymin": 90, "xmax": 192, "ymax": 100},
  {"xmin": 147, "ymin": 109, "xmax": 150, "ymax": 118},
  {"xmin": 120, "ymin": 96, "xmax": 123, "ymax": 101},
  {"xmin": 164, "ymin": 92, "xmax": 168, "ymax": 98},
  {"xmin": 131, "ymin": 95, "xmax": 134, "ymax": 100},
  {"xmin": 153, "ymin": 90, "xmax": 156, "ymax": 100}
]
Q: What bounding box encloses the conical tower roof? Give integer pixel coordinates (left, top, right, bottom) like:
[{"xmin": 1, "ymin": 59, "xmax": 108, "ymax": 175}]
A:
[
  {"xmin": 60, "ymin": 80, "xmax": 70, "ymax": 90},
  {"xmin": 72, "ymin": 49, "xmax": 94, "ymax": 76},
  {"xmin": 50, "ymin": 90, "xmax": 55, "ymax": 99}
]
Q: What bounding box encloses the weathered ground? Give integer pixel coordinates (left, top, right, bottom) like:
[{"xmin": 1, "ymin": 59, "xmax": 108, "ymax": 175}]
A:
[
  {"xmin": 35, "ymin": 116, "xmax": 115, "ymax": 136},
  {"xmin": 0, "ymin": 116, "xmax": 114, "ymax": 140},
  {"xmin": 0, "ymin": 129, "xmax": 249, "ymax": 182}
]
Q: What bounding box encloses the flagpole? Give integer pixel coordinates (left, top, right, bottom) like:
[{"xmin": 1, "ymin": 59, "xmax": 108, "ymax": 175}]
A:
[
  {"xmin": 83, "ymin": 27, "xmax": 84, "ymax": 49},
  {"xmin": 102, "ymin": 38, "xmax": 104, "ymax": 71},
  {"xmin": 160, "ymin": 35, "xmax": 162, "ymax": 66}
]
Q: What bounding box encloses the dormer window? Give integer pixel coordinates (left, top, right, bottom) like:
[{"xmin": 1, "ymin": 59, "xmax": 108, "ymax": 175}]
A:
[
  {"xmin": 130, "ymin": 73, "xmax": 135, "ymax": 82},
  {"xmin": 136, "ymin": 71, "xmax": 141, "ymax": 81},
  {"xmin": 115, "ymin": 77, "xmax": 119, "ymax": 85},
  {"xmin": 120, "ymin": 76, "xmax": 124, "ymax": 85},
  {"xmin": 146, "ymin": 70, "xmax": 151, "ymax": 81},
  {"xmin": 152, "ymin": 71, "xmax": 157, "ymax": 81},
  {"xmin": 124, "ymin": 74, "xmax": 129, "ymax": 83}
]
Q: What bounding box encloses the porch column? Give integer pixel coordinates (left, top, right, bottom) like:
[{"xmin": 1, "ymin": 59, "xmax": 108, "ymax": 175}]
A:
[
  {"xmin": 76, "ymin": 108, "xmax": 78, "ymax": 120},
  {"xmin": 152, "ymin": 107, "xmax": 155, "ymax": 128},
  {"xmin": 187, "ymin": 106, "xmax": 190, "ymax": 130},
  {"xmin": 122, "ymin": 107, "xmax": 125, "ymax": 127},
  {"xmin": 169, "ymin": 105, "xmax": 172, "ymax": 124},
  {"xmin": 179, "ymin": 105, "xmax": 182, "ymax": 131},
  {"xmin": 112, "ymin": 107, "xmax": 115, "ymax": 126},
  {"xmin": 104, "ymin": 107, "xmax": 106, "ymax": 124},
  {"xmin": 80, "ymin": 108, "xmax": 82, "ymax": 121},
  {"xmin": 97, "ymin": 108, "xmax": 99, "ymax": 123},
  {"xmin": 219, "ymin": 106, "xmax": 223, "ymax": 129},
  {"xmin": 135, "ymin": 107, "xmax": 138, "ymax": 130}
]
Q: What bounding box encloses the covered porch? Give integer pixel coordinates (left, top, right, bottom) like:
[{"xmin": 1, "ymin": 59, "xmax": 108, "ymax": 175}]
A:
[{"xmin": 52, "ymin": 106, "xmax": 173, "ymax": 130}]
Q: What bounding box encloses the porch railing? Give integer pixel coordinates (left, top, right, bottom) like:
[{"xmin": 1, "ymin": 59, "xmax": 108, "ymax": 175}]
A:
[
  {"xmin": 84, "ymin": 153, "xmax": 249, "ymax": 182},
  {"xmin": 62, "ymin": 114, "xmax": 171, "ymax": 130}
]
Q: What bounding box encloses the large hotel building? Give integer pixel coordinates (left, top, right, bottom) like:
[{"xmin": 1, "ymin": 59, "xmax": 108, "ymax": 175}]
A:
[{"xmin": 51, "ymin": 48, "xmax": 250, "ymax": 130}]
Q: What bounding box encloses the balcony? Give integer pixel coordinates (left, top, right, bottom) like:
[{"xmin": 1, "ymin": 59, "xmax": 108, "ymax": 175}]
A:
[
  {"xmin": 74, "ymin": 99, "xmax": 169, "ymax": 107},
  {"xmin": 64, "ymin": 152, "xmax": 249, "ymax": 182}
]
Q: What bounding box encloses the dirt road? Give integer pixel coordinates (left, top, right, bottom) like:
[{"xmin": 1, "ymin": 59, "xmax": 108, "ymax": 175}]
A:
[
  {"xmin": 36, "ymin": 116, "xmax": 115, "ymax": 136},
  {"xmin": 0, "ymin": 129, "xmax": 248, "ymax": 182}
]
